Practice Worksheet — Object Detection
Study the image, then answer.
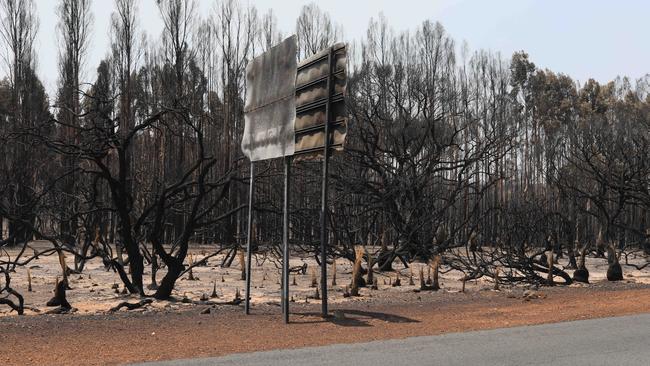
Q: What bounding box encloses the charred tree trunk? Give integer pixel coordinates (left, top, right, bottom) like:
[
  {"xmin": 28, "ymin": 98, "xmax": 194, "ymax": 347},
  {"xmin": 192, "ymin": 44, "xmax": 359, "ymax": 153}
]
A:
[{"xmin": 154, "ymin": 259, "xmax": 184, "ymax": 300}]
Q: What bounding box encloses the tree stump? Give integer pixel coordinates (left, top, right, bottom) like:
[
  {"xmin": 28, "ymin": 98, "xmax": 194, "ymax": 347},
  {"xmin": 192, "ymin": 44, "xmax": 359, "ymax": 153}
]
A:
[
  {"xmin": 331, "ymin": 259, "xmax": 337, "ymax": 286},
  {"xmin": 431, "ymin": 256, "xmax": 441, "ymax": 291},
  {"xmin": 351, "ymin": 247, "xmax": 365, "ymax": 296},
  {"xmin": 606, "ymin": 245, "xmax": 623, "ymax": 281},
  {"xmin": 573, "ymin": 267, "xmax": 589, "ymax": 284},
  {"xmin": 573, "ymin": 245, "xmax": 590, "ymax": 283},
  {"xmin": 46, "ymin": 278, "xmax": 71, "ymax": 310}
]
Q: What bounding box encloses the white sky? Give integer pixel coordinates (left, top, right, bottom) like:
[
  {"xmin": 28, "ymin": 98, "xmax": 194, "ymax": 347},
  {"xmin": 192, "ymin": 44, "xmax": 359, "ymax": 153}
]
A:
[{"xmin": 30, "ymin": 0, "xmax": 650, "ymax": 97}]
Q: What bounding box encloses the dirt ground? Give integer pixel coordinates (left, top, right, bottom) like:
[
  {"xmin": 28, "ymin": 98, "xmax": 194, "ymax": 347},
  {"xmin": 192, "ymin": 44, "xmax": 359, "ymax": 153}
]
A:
[
  {"xmin": 1, "ymin": 283, "xmax": 650, "ymax": 366},
  {"xmin": 1, "ymin": 243, "xmax": 650, "ymax": 365},
  {"xmin": 3, "ymin": 241, "xmax": 650, "ymax": 317}
]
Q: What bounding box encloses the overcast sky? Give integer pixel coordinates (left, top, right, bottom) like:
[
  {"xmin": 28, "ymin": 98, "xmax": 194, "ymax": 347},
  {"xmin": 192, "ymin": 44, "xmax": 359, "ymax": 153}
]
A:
[{"xmin": 31, "ymin": 0, "xmax": 650, "ymax": 96}]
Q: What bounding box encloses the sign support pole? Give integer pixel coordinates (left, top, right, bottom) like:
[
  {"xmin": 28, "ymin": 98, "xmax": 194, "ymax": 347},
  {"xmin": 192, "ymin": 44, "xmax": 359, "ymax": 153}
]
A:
[
  {"xmin": 319, "ymin": 46, "xmax": 334, "ymax": 318},
  {"xmin": 244, "ymin": 162, "xmax": 255, "ymax": 315},
  {"xmin": 282, "ymin": 156, "xmax": 292, "ymax": 324}
]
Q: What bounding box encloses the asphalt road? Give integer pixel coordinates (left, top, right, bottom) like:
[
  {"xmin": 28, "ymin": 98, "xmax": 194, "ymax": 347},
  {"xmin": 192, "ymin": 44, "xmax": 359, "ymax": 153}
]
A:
[{"xmin": 134, "ymin": 314, "xmax": 650, "ymax": 366}]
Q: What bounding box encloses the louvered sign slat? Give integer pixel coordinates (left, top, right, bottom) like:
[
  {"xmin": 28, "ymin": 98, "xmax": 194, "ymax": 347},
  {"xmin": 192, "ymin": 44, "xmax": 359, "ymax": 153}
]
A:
[{"xmin": 294, "ymin": 43, "xmax": 348, "ymax": 157}]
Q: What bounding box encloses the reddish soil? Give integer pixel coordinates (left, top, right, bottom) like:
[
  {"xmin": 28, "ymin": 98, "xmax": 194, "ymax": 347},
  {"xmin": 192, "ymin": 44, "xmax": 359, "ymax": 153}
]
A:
[{"xmin": 2, "ymin": 283, "xmax": 650, "ymax": 366}]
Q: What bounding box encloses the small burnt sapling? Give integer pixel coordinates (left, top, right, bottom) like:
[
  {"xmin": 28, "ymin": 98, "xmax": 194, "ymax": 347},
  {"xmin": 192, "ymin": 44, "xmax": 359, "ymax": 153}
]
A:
[
  {"xmin": 310, "ymin": 267, "xmax": 318, "ymax": 288},
  {"xmin": 392, "ymin": 273, "xmax": 401, "ymax": 287},
  {"xmin": 365, "ymin": 250, "xmax": 374, "ymax": 286},
  {"xmin": 420, "ymin": 255, "xmax": 441, "ymax": 291},
  {"xmin": 546, "ymin": 250, "xmax": 554, "ymax": 286},
  {"xmin": 331, "ymin": 259, "xmax": 337, "ymax": 286},
  {"xmin": 566, "ymin": 238, "xmax": 579, "ymax": 270},
  {"xmin": 420, "ymin": 258, "xmax": 440, "ymax": 291},
  {"xmin": 431, "ymin": 256, "xmax": 441, "ymax": 291},
  {"xmin": 419, "ymin": 266, "xmax": 425, "ymax": 289},
  {"xmin": 343, "ymin": 285, "xmax": 351, "ymax": 298},
  {"xmin": 238, "ymin": 251, "xmax": 246, "ymax": 281},
  {"xmin": 57, "ymin": 250, "xmax": 72, "ymax": 289},
  {"xmin": 187, "ymin": 254, "xmax": 198, "ymax": 281},
  {"xmin": 27, "ymin": 269, "xmax": 33, "ymax": 292}
]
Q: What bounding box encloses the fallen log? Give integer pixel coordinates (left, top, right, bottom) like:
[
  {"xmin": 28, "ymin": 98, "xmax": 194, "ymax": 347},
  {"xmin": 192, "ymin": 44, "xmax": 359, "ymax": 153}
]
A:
[
  {"xmin": 109, "ymin": 299, "xmax": 153, "ymax": 312},
  {"xmin": 45, "ymin": 306, "xmax": 76, "ymax": 315}
]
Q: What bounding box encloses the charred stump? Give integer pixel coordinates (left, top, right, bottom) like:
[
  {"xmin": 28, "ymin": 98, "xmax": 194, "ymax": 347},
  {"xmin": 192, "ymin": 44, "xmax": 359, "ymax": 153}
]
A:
[
  {"xmin": 366, "ymin": 251, "xmax": 374, "ymax": 286},
  {"xmin": 573, "ymin": 247, "xmax": 590, "ymax": 284},
  {"xmin": 46, "ymin": 278, "xmax": 71, "ymax": 310},
  {"xmin": 546, "ymin": 250, "xmax": 555, "ymax": 286},
  {"xmin": 331, "ymin": 259, "xmax": 337, "ymax": 286},
  {"xmin": 350, "ymin": 247, "xmax": 365, "ymax": 296},
  {"xmin": 431, "ymin": 256, "xmax": 441, "ymax": 291},
  {"xmin": 573, "ymin": 267, "xmax": 589, "ymax": 283}
]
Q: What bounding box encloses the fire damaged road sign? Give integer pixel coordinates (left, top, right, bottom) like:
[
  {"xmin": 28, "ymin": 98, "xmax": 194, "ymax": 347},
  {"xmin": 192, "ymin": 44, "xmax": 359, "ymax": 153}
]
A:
[
  {"xmin": 242, "ymin": 36, "xmax": 298, "ymax": 161},
  {"xmin": 294, "ymin": 43, "xmax": 348, "ymax": 157},
  {"xmin": 242, "ymin": 38, "xmax": 348, "ymax": 322},
  {"xmin": 242, "ymin": 38, "xmax": 348, "ymax": 160}
]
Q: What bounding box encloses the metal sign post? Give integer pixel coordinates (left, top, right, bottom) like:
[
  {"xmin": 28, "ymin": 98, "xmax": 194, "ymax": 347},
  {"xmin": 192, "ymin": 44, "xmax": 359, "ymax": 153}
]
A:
[
  {"xmin": 282, "ymin": 157, "xmax": 292, "ymax": 323},
  {"xmin": 244, "ymin": 162, "xmax": 255, "ymax": 315},
  {"xmin": 319, "ymin": 46, "xmax": 334, "ymax": 318}
]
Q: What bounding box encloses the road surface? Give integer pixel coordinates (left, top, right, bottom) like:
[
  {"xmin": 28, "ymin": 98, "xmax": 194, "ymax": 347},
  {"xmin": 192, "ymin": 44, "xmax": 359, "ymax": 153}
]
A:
[{"xmin": 134, "ymin": 314, "xmax": 650, "ymax": 366}]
